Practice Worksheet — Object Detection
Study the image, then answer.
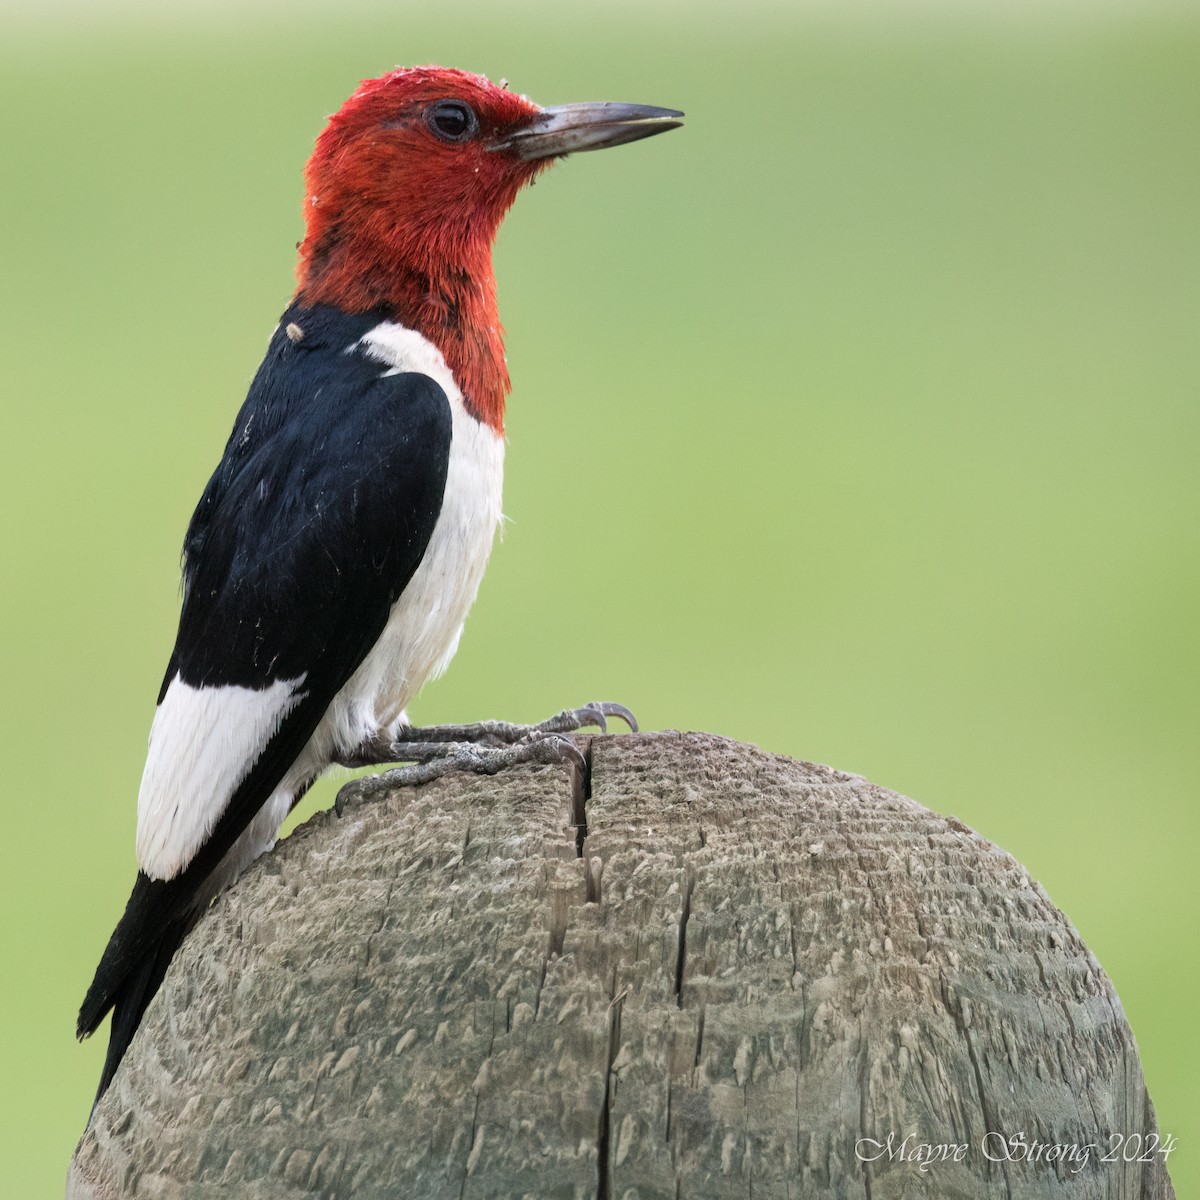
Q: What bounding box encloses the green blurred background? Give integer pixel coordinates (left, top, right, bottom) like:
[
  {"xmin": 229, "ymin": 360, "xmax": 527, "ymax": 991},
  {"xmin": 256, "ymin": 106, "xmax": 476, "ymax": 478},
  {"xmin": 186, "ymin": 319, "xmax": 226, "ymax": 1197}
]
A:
[{"xmin": 2, "ymin": 0, "xmax": 1196, "ymax": 1194}]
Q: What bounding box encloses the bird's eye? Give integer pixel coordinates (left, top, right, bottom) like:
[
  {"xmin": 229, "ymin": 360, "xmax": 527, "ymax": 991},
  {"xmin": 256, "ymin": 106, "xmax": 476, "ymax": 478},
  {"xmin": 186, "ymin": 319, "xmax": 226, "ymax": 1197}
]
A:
[{"xmin": 426, "ymin": 100, "xmax": 478, "ymax": 143}]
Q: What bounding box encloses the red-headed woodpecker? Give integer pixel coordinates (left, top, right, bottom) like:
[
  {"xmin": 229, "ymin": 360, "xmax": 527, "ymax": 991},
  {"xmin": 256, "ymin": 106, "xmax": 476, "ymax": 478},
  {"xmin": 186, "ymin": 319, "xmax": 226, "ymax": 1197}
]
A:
[{"xmin": 78, "ymin": 66, "xmax": 682, "ymax": 1103}]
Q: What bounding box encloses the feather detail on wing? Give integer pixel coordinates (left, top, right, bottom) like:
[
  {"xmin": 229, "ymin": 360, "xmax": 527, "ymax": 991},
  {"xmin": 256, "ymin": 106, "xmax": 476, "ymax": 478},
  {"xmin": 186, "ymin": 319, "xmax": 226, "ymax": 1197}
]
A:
[{"xmin": 136, "ymin": 673, "xmax": 306, "ymax": 881}]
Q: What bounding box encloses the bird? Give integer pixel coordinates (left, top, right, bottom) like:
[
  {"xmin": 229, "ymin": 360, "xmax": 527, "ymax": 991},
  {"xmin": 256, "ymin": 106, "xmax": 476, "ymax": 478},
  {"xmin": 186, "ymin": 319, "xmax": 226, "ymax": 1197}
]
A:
[{"xmin": 77, "ymin": 65, "xmax": 682, "ymax": 1106}]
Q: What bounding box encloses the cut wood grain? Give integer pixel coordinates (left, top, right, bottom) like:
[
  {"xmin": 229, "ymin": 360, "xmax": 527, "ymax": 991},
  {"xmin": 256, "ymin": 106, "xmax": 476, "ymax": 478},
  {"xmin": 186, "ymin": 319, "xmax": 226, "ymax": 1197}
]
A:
[{"xmin": 68, "ymin": 732, "xmax": 1174, "ymax": 1199}]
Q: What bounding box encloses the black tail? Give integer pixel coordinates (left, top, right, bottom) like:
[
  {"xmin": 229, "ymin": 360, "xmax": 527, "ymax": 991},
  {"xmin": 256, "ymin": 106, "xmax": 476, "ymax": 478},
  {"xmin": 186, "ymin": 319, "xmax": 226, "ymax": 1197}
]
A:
[{"xmin": 78, "ymin": 872, "xmax": 197, "ymax": 1106}]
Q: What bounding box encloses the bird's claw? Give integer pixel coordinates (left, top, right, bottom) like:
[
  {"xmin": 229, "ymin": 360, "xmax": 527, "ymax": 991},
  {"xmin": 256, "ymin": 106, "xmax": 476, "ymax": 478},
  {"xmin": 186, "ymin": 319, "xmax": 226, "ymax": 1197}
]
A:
[
  {"xmin": 534, "ymin": 701, "xmax": 638, "ymax": 737},
  {"xmin": 594, "ymin": 701, "xmax": 638, "ymax": 732},
  {"xmin": 525, "ymin": 731, "xmax": 589, "ymax": 772}
]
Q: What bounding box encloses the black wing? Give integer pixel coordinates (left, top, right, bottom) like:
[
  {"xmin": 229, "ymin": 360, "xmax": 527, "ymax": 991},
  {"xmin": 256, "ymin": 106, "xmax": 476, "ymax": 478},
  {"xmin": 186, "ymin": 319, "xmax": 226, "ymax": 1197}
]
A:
[{"xmin": 78, "ymin": 306, "xmax": 453, "ymax": 1093}]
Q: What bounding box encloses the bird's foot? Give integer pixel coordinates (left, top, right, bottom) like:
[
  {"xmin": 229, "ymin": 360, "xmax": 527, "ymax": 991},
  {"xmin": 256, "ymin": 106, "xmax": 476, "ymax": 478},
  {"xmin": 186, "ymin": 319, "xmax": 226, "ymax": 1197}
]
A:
[
  {"xmin": 334, "ymin": 732, "xmax": 588, "ymax": 815},
  {"xmin": 332, "ymin": 702, "xmax": 637, "ymax": 815},
  {"xmin": 338, "ymin": 701, "xmax": 637, "ymax": 767}
]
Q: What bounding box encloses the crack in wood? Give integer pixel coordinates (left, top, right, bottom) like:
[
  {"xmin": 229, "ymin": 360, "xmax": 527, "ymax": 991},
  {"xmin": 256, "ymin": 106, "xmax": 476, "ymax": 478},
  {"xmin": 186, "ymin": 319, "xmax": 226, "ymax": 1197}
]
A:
[
  {"xmin": 674, "ymin": 872, "xmax": 694, "ymax": 1007},
  {"xmin": 597, "ymin": 976, "xmax": 624, "ymax": 1200},
  {"xmin": 573, "ymin": 737, "xmax": 592, "ymax": 858}
]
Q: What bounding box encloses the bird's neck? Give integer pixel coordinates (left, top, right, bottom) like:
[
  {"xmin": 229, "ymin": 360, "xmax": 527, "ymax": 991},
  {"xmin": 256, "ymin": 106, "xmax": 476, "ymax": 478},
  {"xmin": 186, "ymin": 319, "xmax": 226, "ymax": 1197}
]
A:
[{"xmin": 295, "ymin": 228, "xmax": 509, "ymax": 434}]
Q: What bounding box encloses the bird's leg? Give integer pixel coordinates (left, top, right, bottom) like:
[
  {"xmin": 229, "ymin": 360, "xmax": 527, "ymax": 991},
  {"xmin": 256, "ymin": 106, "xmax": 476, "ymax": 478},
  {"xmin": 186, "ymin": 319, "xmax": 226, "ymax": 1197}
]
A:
[{"xmin": 332, "ymin": 702, "xmax": 637, "ymax": 815}]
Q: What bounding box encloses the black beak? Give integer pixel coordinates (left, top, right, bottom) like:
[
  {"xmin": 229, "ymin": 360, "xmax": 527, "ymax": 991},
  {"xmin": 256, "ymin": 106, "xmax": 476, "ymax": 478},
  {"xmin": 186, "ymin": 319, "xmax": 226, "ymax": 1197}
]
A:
[{"xmin": 495, "ymin": 102, "xmax": 684, "ymax": 161}]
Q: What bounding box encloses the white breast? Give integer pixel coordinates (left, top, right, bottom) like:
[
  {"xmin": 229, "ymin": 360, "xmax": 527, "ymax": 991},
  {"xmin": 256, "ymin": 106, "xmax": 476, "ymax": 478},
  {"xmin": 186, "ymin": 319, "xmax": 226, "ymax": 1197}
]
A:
[{"xmin": 322, "ymin": 321, "xmax": 505, "ymax": 753}]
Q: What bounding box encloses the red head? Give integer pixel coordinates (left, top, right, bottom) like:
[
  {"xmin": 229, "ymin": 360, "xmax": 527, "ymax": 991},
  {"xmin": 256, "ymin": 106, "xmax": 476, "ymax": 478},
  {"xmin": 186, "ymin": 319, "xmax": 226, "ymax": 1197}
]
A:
[{"xmin": 295, "ymin": 67, "xmax": 682, "ymax": 431}]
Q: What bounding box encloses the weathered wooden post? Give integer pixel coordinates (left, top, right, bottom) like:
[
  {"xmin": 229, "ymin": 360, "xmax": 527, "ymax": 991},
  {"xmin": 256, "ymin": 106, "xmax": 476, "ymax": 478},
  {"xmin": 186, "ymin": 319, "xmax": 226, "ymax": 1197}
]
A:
[{"xmin": 68, "ymin": 733, "xmax": 1175, "ymax": 1198}]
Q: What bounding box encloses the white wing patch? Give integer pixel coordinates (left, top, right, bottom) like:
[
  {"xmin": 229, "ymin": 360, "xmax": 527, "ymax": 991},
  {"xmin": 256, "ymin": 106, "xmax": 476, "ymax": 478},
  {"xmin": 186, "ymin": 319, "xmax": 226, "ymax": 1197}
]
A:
[{"xmin": 136, "ymin": 673, "xmax": 305, "ymax": 881}]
